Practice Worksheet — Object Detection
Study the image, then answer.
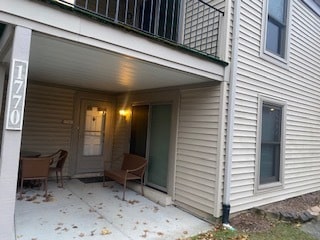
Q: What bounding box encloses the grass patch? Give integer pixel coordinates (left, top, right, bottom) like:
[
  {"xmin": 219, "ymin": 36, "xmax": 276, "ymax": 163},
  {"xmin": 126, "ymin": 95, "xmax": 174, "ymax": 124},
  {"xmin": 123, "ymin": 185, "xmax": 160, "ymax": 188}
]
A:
[
  {"xmin": 186, "ymin": 221, "xmax": 317, "ymax": 240},
  {"xmin": 248, "ymin": 221, "xmax": 316, "ymax": 240}
]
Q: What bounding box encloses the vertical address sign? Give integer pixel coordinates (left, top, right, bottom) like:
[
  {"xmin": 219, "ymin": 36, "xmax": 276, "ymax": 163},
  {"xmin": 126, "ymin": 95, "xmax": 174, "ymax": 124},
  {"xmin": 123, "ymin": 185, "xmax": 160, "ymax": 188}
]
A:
[{"xmin": 6, "ymin": 59, "xmax": 28, "ymax": 130}]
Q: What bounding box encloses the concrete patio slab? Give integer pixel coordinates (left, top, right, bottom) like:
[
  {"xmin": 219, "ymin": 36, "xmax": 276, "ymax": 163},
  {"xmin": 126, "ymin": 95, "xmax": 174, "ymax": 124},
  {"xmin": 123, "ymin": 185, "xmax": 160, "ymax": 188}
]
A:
[{"xmin": 15, "ymin": 179, "xmax": 213, "ymax": 240}]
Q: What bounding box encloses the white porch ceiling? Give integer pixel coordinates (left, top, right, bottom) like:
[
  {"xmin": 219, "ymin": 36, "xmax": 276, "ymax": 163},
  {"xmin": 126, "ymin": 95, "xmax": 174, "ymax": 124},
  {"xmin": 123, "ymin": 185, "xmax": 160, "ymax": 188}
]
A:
[{"xmin": 26, "ymin": 33, "xmax": 217, "ymax": 92}]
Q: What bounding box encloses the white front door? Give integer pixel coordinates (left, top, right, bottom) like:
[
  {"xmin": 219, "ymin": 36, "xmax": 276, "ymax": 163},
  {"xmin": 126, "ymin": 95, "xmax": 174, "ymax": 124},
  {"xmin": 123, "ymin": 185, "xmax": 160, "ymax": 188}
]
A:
[{"xmin": 76, "ymin": 99, "xmax": 109, "ymax": 173}]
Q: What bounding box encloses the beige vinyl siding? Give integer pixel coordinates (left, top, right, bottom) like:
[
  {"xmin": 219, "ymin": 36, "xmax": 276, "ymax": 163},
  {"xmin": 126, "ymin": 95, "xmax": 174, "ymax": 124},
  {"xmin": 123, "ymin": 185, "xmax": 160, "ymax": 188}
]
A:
[
  {"xmin": 175, "ymin": 86, "xmax": 221, "ymax": 215},
  {"xmin": 111, "ymin": 110, "xmax": 131, "ymax": 170},
  {"xmin": 21, "ymin": 83, "xmax": 75, "ymax": 176},
  {"xmin": 229, "ymin": 0, "xmax": 320, "ymax": 213},
  {"xmin": 226, "ymin": 0, "xmax": 234, "ymax": 61}
]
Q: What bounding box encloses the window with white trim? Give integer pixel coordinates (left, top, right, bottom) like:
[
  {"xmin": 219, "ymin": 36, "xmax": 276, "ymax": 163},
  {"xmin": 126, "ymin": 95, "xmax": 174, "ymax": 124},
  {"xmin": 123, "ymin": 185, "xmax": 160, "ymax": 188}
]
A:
[
  {"xmin": 259, "ymin": 102, "xmax": 283, "ymax": 185},
  {"xmin": 264, "ymin": 0, "xmax": 289, "ymax": 59}
]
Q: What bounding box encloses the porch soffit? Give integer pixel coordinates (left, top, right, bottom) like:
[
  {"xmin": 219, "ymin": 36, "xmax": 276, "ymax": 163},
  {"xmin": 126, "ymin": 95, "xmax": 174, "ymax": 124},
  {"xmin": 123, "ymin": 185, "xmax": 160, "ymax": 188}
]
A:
[{"xmin": 2, "ymin": 32, "xmax": 225, "ymax": 93}]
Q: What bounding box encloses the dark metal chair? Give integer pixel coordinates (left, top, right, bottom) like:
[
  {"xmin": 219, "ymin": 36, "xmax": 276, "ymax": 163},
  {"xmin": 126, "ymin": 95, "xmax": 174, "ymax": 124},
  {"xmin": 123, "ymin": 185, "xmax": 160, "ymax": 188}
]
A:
[
  {"xmin": 19, "ymin": 156, "xmax": 51, "ymax": 199},
  {"xmin": 49, "ymin": 149, "xmax": 68, "ymax": 188}
]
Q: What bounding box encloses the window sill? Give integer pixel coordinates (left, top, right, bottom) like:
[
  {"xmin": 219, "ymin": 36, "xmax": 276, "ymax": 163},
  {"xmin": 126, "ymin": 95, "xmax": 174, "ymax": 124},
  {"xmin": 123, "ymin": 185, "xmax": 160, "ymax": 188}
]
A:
[
  {"xmin": 255, "ymin": 181, "xmax": 283, "ymax": 194},
  {"xmin": 260, "ymin": 51, "xmax": 289, "ymax": 70}
]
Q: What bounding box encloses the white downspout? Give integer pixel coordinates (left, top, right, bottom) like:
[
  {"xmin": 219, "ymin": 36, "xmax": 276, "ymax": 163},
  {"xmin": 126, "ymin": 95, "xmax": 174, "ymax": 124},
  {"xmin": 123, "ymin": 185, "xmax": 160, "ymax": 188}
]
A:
[{"xmin": 222, "ymin": 0, "xmax": 241, "ymax": 227}]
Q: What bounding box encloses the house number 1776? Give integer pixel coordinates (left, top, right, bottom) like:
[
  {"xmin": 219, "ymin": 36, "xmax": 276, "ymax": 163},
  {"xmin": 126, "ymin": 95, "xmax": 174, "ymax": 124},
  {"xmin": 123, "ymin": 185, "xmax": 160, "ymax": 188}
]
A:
[{"xmin": 6, "ymin": 59, "xmax": 28, "ymax": 130}]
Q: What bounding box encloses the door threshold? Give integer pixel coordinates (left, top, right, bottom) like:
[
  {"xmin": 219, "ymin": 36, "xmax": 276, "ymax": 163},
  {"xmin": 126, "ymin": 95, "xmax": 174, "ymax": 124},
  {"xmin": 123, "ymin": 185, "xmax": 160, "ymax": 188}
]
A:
[{"xmin": 127, "ymin": 182, "xmax": 173, "ymax": 206}]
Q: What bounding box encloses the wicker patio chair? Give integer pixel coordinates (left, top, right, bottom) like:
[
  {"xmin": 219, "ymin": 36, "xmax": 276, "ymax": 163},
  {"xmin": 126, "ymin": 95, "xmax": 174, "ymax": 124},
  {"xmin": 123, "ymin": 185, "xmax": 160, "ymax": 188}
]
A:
[
  {"xmin": 19, "ymin": 156, "xmax": 51, "ymax": 198},
  {"xmin": 49, "ymin": 149, "xmax": 68, "ymax": 188}
]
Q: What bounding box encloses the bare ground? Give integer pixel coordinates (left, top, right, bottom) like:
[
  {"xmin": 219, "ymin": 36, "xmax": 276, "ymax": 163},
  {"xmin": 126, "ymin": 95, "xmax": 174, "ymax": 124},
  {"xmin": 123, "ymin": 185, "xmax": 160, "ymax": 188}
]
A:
[{"xmin": 230, "ymin": 191, "xmax": 320, "ymax": 233}]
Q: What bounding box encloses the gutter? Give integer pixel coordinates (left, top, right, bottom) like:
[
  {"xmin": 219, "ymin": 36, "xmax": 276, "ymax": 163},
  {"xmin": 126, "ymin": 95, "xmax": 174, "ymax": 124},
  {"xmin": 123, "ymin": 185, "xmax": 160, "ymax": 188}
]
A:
[{"xmin": 222, "ymin": 0, "xmax": 241, "ymax": 228}]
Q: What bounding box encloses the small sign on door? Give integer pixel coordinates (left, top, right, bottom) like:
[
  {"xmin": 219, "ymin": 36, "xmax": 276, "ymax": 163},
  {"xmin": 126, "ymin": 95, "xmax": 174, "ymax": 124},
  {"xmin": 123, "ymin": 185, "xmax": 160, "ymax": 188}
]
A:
[{"xmin": 6, "ymin": 59, "xmax": 28, "ymax": 130}]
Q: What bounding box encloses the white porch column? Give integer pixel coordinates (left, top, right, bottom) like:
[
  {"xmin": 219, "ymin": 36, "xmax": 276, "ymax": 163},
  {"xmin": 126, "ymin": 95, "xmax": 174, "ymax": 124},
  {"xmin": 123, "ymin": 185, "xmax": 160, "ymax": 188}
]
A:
[{"xmin": 0, "ymin": 26, "xmax": 31, "ymax": 240}]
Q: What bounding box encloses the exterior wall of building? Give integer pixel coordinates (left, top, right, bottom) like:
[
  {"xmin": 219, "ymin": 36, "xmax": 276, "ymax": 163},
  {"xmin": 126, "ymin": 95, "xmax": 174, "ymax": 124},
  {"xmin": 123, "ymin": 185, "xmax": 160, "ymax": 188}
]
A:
[
  {"xmin": 21, "ymin": 83, "xmax": 75, "ymax": 177},
  {"xmin": 113, "ymin": 83, "xmax": 223, "ymax": 218},
  {"xmin": 230, "ymin": 0, "xmax": 320, "ymax": 213},
  {"xmin": 22, "ymin": 83, "xmax": 74, "ymax": 153},
  {"xmin": 175, "ymin": 85, "xmax": 222, "ymax": 218},
  {"xmin": 20, "ymin": 83, "xmax": 117, "ymax": 177}
]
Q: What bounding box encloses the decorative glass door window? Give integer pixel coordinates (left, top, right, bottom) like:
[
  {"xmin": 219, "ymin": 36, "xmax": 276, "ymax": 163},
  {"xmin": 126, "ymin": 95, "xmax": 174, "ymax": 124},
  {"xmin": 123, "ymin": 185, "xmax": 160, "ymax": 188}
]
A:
[{"xmin": 83, "ymin": 106, "xmax": 106, "ymax": 156}]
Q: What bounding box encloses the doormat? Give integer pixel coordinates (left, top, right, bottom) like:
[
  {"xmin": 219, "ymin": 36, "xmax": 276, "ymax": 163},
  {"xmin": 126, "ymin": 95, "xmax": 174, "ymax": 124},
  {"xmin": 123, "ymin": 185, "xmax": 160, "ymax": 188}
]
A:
[{"xmin": 78, "ymin": 177, "xmax": 104, "ymax": 184}]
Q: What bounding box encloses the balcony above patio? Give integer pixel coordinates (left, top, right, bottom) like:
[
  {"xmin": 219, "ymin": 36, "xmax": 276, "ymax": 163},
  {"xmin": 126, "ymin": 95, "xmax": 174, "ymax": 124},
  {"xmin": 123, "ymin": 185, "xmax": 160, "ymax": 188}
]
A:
[
  {"xmin": 46, "ymin": 0, "xmax": 225, "ymax": 60},
  {"xmin": 0, "ymin": 0, "xmax": 228, "ymax": 92}
]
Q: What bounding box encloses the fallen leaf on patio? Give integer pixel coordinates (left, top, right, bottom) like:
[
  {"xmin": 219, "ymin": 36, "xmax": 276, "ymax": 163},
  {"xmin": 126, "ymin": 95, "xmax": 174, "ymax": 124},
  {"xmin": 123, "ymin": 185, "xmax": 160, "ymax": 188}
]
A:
[
  {"xmin": 43, "ymin": 195, "xmax": 54, "ymax": 202},
  {"xmin": 26, "ymin": 195, "xmax": 37, "ymax": 201},
  {"xmin": 72, "ymin": 225, "xmax": 78, "ymax": 228},
  {"xmin": 90, "ymin": 229, "xmax": 96, "ymax": 236},
  {"xmin": 32, "ymin": 201, "xmax": 41, "ymax": 204},
  {"xmin": 166, "ymin": 220, "xmax": 170, "ymax": 223},
  {"xmin": 79, "ymin": 233, "xmax": 85, "ymax": 237},
  {"xmin": 117, "ymin": 214, "xmax": 123, "ymax": 218},
  {"xmin": 183, "ymin": 231, "xmax": 188, "ymax": 235},
  {"xmin": 140, "ymin": 229, "xmax": 149, "ymax": 238},
  {"xmin": 101, "ymin": 228, "xmax": 111, "ymax": 235},
  {"xmin": 153, "ymin": 206, "xmax": 159, "ymax": 212},
  {"xmin": 57, "ymin": 222, "xmax": 64, "ymax": 226},
  {"xmin": 98, "ymin": 216, "xmax": 104, "ymax": 219},
  {"xmin": 55, "ymin": 227, "xmax": 61, "ymax": 231},
  {"xmin": 31, "ymin": 238, "xmax": 37, "ymax": 240},
  {"xmin": 157, "ymin": 232, "xmax": 164, "ymax": 236},
  {"xmin": 143, "ymin": 222, "xmax": 147, "ymax": 225},
  {"xmin": 88, "ymin": 192, "xmax": 92, "ymax": 195},
  {"xmin": 17, "ymin": 196, "xmax": 24, "ymax": 200},
  {"xmin": 62, "ymin": 227, "xmax": 68, "ymax": 232},
  {"xmin": 128, "ymin": 200, "xmax": 139, "ymax": 205},
  {"xmin": 89, "ymin": 208, "xmax": 96, "ymax": 212}
]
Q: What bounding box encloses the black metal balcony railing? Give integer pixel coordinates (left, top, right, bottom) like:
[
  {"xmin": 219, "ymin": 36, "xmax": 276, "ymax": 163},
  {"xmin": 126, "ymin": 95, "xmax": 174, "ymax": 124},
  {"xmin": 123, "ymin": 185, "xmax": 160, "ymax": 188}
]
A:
[{"xmin": 53, "ymin": 0, "xmax": 224, "ymax": 58}]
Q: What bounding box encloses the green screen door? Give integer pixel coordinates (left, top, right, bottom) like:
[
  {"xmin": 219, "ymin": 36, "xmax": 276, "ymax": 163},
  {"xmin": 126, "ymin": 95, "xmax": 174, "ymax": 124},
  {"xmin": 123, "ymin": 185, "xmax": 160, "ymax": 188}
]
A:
[
  {"xmin": 148, "ymin": 104, "xmax": 171, "ymax": 191},
  {"xmin": 130, "ymin": 104, "xmax": 171, "ymax": 192}
]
